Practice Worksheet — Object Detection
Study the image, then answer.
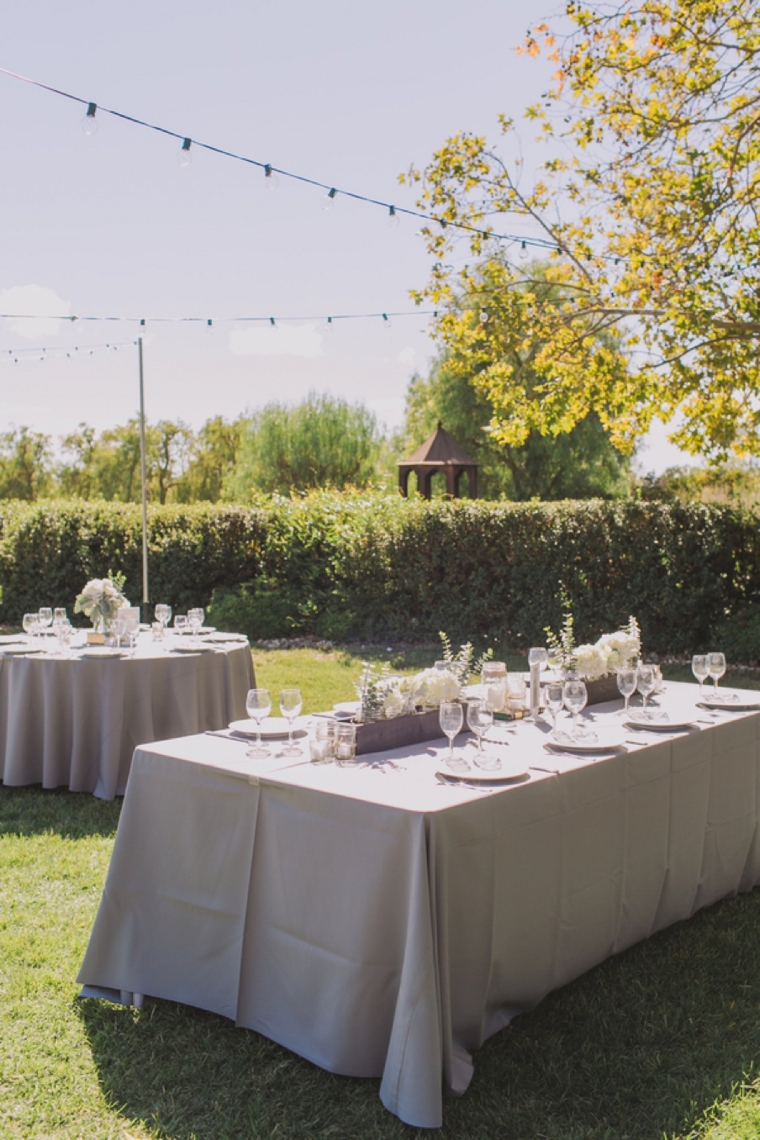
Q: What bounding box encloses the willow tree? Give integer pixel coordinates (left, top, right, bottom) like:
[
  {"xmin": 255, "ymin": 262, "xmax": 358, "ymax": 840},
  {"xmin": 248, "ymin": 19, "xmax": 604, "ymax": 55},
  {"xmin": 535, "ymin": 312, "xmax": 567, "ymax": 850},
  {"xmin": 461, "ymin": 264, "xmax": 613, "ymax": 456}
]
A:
[{"xmin": 405, "ymin": 0, "xmax": 760, "ymax": 460}]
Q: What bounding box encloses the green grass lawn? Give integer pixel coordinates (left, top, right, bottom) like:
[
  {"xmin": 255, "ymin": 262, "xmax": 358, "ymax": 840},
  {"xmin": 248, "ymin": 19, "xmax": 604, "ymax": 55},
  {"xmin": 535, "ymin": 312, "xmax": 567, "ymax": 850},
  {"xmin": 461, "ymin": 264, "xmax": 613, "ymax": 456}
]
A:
[{"xmin": 2, "ymin": 649, "xmax": 760, "ymax": 1139}]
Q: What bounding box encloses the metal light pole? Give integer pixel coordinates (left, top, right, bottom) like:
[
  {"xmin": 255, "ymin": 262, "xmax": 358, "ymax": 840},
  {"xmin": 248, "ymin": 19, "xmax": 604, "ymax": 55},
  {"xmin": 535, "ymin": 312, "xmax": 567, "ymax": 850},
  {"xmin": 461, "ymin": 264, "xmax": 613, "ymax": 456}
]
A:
[{"xmin": 137, "ymin": 337, "xmax": 149, "ymax": 615}]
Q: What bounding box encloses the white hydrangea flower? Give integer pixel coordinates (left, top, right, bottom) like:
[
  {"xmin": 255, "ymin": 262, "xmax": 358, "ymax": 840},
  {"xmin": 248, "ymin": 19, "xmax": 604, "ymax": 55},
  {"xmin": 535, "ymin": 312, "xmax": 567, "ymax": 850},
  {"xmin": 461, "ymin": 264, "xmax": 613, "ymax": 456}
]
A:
[
  {"xmin": 575, "ymin": 643, "xmax": 609, "ymax": 681},
  {"xmin": 412, "ymin": 667, "xmax": 461, "ymax": 708}
]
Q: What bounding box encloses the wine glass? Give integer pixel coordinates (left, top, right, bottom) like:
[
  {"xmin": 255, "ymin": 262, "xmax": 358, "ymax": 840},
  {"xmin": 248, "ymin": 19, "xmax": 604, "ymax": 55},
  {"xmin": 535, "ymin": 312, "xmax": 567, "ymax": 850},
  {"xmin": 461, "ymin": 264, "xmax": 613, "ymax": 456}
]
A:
[
  {"xmin": 188, "ymin": 607, "xmax": 204, "ymax": 641},
  {"xmin": 53, "ymin": 607, "xmax": 67, "ymax": 625},
  {"xmin": 439, "ymin": 700, "xmax": 467, "ymax": 772},
  {"xmin": 280, "ymin": 688, "xmax": 304, "ymax": 756},
  {"xmin": 562, "ymin": 679, "xmax": 588, "ymax": 736},
  {"xmin": 691, "ymin": 654, "xmax": 709, "ymax": 699},
  {"xmin": 636, "ymin": 664, "xmax": 657, "ymax": 715},
  {"xmin": 174, "ymin": 615, "xmax": 188, "ymax": 637},
  {"xmin": 544, "ymin": 681, "xmax": 564, "ymax": 730},
  {"xmin": 112, "ymin": 610, "xmax": 129, "ymax": 651},
  {"xmin": 616, "ymin": 666, "xmax": 637, "ymax": 716},
  {"xmin": 707, "ymin": 652, "xmax": 726, "ymax": 692},
  {"xmin": 245, "ymin": 688, "xmax": 272, "ymax": 759},
  {"xmin": 38, "ymin": 607, "xmax": 53, "ymax": 638},
  {"xmin": 22, "ymin": 612, "xmax": 39, "ymax": 644},
  {"xmin": 467, "ymin": 697, "xmax": 498, "ymax": 769},
  {"xmin": 155, "ymin": 603, "xmax": 172, "ymax": 629}
]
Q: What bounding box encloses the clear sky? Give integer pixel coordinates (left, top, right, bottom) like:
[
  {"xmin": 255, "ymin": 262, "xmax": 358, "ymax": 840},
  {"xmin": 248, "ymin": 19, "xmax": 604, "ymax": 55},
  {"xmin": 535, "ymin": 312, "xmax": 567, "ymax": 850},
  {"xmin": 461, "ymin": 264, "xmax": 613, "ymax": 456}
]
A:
[{"xmin": 0, "ymin": 0, "xmax": 686, "ymax": 472}]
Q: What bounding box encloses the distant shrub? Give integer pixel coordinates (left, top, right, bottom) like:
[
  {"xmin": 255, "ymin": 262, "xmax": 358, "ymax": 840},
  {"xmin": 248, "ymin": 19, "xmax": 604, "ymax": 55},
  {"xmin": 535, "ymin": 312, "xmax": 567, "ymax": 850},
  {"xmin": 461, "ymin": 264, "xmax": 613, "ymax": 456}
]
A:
[{"xmin": 1, "ymin": 495, "xmax": 759, "ymax": 656}]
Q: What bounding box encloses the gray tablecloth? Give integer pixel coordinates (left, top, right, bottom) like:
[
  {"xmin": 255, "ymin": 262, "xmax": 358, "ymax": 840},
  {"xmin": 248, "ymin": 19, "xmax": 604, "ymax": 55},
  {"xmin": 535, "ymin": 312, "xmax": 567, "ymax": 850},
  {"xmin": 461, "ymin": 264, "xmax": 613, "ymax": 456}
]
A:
[
  {"xmin": 0, "ymin": 634, "xmax": 255, "ymax": 798},
  {"xmin": 78, "ymin": 682, "xmax": 760, "ymax": 1126}
]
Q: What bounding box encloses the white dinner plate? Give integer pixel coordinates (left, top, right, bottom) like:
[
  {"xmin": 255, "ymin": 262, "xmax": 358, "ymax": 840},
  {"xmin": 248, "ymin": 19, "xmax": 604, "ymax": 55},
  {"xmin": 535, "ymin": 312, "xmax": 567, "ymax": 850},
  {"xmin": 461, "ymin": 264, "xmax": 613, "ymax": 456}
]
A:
[
  {"xmin": 228, "ymin": 716, "xmax": 309, "ymax": 740},
  {"xmin": 699, "ymin": 693, "xmax": 760, "ymax": 711},
  {"xmin": 206, "ymin": 633, "xmax": 248, "ymax": 643},
  {"xmin": 333, "ymin": 701, "xmax": 360, "ymax": 717},
  {"xmin": 2, "ymin": 644, "xmax": 43, "ymax": 655},
  {"xmin": 78, "ymin": 649, "xmax": 125, "ymax": 659},
  {"xmin": 171, "ymin": 644, "xmax": 217, "ymax": 653},
  {"xmin": 436, "ymin": 757, "xmax": 530, "ymax": 782},
  {"xmin": 625, "ymin": 713, "xmax": 697, "ymax": 731},
  {"xmin": 175, "ymin": 626, "xmax": 216, "ymax": 635},
  {"xmin": 546, "ymin": 729, "xmax": 625, "ymax": 753},
  {"xmin": 0, "ymin": 634, "xmax": 25, "ymax": 644}
]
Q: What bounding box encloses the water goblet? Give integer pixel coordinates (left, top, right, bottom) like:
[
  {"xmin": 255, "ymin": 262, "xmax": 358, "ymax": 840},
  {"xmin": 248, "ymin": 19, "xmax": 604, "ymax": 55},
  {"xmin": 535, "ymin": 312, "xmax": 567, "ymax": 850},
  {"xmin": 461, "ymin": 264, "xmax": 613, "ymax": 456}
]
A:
[
  {"xmin": 467, "ymin": 697, "xmax": 499, "ymax": 770},
  {"xmin": 691, "ymin": 654, "xmax": 708, "ymax": 699},
  {"xmin": 544, "ymin": 681, "xmax": 564, "ymax": 730},
  {"xmin": 53, "ymin": 607, "xmax": 67, "ymax": 625},
  {"xmin": 188, "ymin": 607, "xmax": 204, "ymax": 643},
  {"xmin": 155, "ymin": 603, "xmax": 171, "ymax": 629},
  {"xmin": 111, "ymin": 610, "xmax": 129, "ymax": 651},
  {"xmin": 616, "ymin": 666, "xmax": 637, "ymax": 716},
  {"xmin": 636, "ymin": 664, "xmax": 657, "ymax": 715},
  {"xmin": 280, "ymin": 688, "xmax": 304, "ymax": 756},
  {"xmin": 707, "ymin": 652, "xmax": 726, "ymax": 692},
  {"xmin": 439, "ymin": 700, "xmax": 467, "ymax": 772},
  {"xmin": 38, "ymin": 607, "xmax": 53, "ymax": 633},
  {"xmin": 562, "ymin": 679, "xmax": 588, "ymax": 736},
  {"xmin": 245, "ymin": 688, "xmax": 272, "ymax": 759},
  {"xmin": 22, "ymin": 612, "xmax": 39, "ymax": 644},
  {"xmin": 173, "ymin": 615, "xmax": 188, "ymax": 639},
  {"xmin": 57, "ymin": 621, "xmax": 72, "ymax": 655}
]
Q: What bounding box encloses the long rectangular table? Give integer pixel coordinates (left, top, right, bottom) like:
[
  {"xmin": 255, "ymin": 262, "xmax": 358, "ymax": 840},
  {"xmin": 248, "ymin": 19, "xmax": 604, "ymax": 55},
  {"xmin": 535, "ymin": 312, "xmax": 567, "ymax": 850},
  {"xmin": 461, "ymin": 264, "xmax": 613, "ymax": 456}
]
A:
[{"xmin": 78, "ymin": 683, "xmax": 760, "ymax": 1127}]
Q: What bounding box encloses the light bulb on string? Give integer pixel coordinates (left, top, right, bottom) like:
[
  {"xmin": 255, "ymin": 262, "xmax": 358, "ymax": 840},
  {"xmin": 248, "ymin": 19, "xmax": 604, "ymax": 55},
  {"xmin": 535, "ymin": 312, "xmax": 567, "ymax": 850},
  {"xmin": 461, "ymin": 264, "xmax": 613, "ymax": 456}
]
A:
[
  {"xmin": 325, "ymin": 316, "xmax": 333, "ymax": 329},
  {"xmin": 382, "ymin": 313, "xmax": 392, "ymax": 330},
  {"xmin": 81, "ymin": 102, "xmax": 98, "ymax": 136},
  {"xmin": 518, "ymin": 241, "xmax": 528, "ymax": 260},
  {"xmin": 205, "ymin": 318, "xmax": 214, "ymax": 336},
  {"xmin": 178, "ymin": 138, "xmax": 192, "ymax": 167},
  {"xmin": 388, "ymin": 205, "xmax": 400, "ymax": 229},
  {"xmin": 323, "ymin": 187, "xmax": 337, "ymax": 212},
  {"xmin": 264, "ymin": 164, "xmax": 279, "ymax": 190},
  {"xmin": 269, "ymin": 317, "xmax": 276, "ymax": 328}
]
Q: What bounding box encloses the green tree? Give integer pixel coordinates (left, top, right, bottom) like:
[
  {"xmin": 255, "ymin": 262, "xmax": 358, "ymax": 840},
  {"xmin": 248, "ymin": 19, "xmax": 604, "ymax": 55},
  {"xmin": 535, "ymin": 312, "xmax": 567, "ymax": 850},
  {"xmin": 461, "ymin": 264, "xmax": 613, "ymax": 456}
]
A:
[
  {"xmin": 59, "ymin": 419, "xmax": 192, "ymax": 503},
  {"xmin": 228, "ymin": 393, "xmax": 383, "ymax": 498},
  {"xmin": 403, "ymin": 352, "xmax": 631, "ymax": 500},
  {"xmin": 176, "ymin": 415, "xmax": 248, "ymax": 502},
  {"xmin": 405, "ymin": 0, "xmax": 760, "ymax": 461},
  {"xmin": 0, "ymin": 427, "xmax": 53, "ymax": 499}
]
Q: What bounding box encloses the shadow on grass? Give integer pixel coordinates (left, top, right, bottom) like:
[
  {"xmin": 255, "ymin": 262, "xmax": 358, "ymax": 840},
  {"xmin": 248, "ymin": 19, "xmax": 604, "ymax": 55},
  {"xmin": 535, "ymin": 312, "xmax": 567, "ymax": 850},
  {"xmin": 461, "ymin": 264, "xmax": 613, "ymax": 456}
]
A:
[
  {"xmin": 78, "ymin": 889, "xmax": 760, "ymax": 1140},
  {"xmin": 0, "ymin": 783, "xmax": 121, "ymax": 839}
]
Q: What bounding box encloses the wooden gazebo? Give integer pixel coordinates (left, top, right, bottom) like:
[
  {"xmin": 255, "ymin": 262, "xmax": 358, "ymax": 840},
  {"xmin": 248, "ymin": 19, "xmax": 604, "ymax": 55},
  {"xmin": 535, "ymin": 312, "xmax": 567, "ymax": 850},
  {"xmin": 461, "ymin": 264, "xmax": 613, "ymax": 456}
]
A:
[{"xmin": 398, "ymin": 422, "xmax": 479, "ymax": 499}]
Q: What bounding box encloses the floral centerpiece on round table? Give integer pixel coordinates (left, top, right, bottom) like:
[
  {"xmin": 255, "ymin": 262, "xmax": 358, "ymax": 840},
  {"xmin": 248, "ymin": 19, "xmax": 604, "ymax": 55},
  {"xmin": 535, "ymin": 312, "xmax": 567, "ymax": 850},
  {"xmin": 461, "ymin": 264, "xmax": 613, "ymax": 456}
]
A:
[
  {"xmin": 546, "ymin": 613, "xmax": 641, "ymax": 681},
  {"xmin": 74, "ymin": 572, "xmax": 129, "ymax": 635}
]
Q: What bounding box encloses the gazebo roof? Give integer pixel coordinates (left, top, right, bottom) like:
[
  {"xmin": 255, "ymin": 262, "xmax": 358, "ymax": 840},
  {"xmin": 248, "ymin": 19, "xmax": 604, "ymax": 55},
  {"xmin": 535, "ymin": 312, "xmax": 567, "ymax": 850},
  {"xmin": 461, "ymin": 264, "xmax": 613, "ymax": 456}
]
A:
[{"xmin": 398, "ymin": 422, "xmax": 478, "ymax": 468}]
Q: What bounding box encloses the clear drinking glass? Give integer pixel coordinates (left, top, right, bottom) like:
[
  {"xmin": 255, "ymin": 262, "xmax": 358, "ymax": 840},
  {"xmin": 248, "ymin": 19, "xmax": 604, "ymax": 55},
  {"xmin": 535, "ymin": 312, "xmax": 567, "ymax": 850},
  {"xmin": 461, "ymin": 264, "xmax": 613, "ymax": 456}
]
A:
[
  {"xmin": 334, "ymin": 722, "xmax": 358, "ymax": 766},
  {"xmin": 155, "ymin": 603, "xmax": 171, "ymax": 629},
  {"xmin": 467, "ymin": 697, "xmax": 498, "ymax": 769},
  {"xmin": 636, "ymin": 664, "xmax": 657, "ymax": 714},
  {"xmin": 38, "ymin": 607, "xmax": 52, "ymax": 633},
  {"xmin": 544, "ymin": 681, "xmax": 564, "ymax": 729},
  {"xmin": 22, "ymin": 612, "xmax": 39, "ymax": 643},
  {"xmin": 439, "ymin": 700, "xmax": 466, "ymax": 772},
  {"xmin": 174, "ymin": 615, "xmax": 188, "ymax": 637},
  {"xmin": 616, "ymin": 666, "xmax": 637, "ymax": 715},
  {"xmin": 481, "ymin": 661, "xmax": 507, "ymax": 713},
  {"xmin": 280, "ymin": 688, "xmax": 304, "ymax": 756},
  {"xmin": 529, "ymin": 647, "xmax": 548, "ymax": 671},
  {"xmin": 53, "ymin": 607, "xmax": 67, "ymax": 625},
  {"xmin": 707, "ymin": 652, "xmax": 726, "ymax": 692},
  {"xmin": 188, "ymin": 607, "xmax": 204, "ymax": 641},
  {"xmin": 562, "ymin": 679, "xmax": 588, "ymax": 736},
  {"xmin": 691, "ymin": 654, "xmax": 709, "ymax": 698},
  {"xmin": 245, "ymin": 688, "xmax": 272, "ymax": 759}
]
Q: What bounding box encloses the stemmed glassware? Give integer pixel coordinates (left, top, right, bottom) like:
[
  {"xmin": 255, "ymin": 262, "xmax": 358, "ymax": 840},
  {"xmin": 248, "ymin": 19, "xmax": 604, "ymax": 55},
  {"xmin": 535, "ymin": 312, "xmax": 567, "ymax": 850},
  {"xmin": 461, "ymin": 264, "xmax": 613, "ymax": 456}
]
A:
[
  {"xmin": 174, "ymin": 615, "xmax": 188, "ymax": 638},
  {"xmin": 112, "ymin": 610, "xmax": 129, "ymax": 651},
  {"xmin": 707, "ymin": 652, "xmax": 726, "ymax": 692},
  {"xmin": 544, "ymin": 681, "xmax": 564, "ymax": 730},
  {"xmin": 38, "ymin": 607, "xmax": 53, "ymax": 636},
  {"xmin": 188, "ymin": 607, "xmax": 204, "ymax": 642},
  {"xmin": 439, "ymin": 700, "xmax": 467, "ymax": 772},
  {"xmin": 467, "ymin": 697, "xmax": 499, "ymax": 770},
  {"xmin": 692, "ymin": 654, "xmax": 708, "ymax": 699},
  {"xmin": 636, "ymin": 664, "xmax": 657, "ymax": 715},
  {"xmin": 616, "ymin": 666, "xmax": 637, "ymax": 716},
  {"xmin": 562, "ymin": 679, "xmax": 588, "ymax": 737},
  {"xmin": 280, "ymin": 688, "xmax": 304, "ymax": 756},
  {"xmin": 53, "ymin": 607, "xmax": 67, "ymax": 626},
  {"xmin": 155, "ymin": 603, "xmax": 172, "ymax": 630},
  {"xmin": 245, "ymin": 688, "xmax": 272, "ymax": 759},
  {"xmin": 22, "ymin": 612, "xmax": 39, "ymax": 644}
]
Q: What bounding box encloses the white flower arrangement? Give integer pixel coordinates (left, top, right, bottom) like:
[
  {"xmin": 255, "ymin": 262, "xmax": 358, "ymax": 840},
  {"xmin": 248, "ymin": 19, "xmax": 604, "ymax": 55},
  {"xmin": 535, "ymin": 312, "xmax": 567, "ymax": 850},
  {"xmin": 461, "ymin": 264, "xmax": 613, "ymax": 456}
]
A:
[
  {"xmin": 74, "ymin": 572, "xmax": 129, "ymax": 631},
  {"xmin": 411, "ymin": 667, "xmax": 461, "ymax": 708},
  {"xmin": 546, "ymin": 614, "xmax": 641, "ymax": 681}
]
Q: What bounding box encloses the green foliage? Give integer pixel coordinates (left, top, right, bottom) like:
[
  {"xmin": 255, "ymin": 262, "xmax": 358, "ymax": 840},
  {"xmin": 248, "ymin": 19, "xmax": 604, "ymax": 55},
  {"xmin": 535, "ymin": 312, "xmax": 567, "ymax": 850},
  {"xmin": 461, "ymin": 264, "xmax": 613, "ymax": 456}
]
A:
[
  {"xmin": 227, "ymin": 392, "xmax": 384, "ymax": 498},
  {"xmin": 402, "ymin": 343, "xmax": 632, "ymax": 500},
  {"xmin": 2, "ymin": 494, "xmax": 760, "ymax": 657},
  {"xmin": 0, "ymin": 426, "xmax": 53, "ymax": 500}
]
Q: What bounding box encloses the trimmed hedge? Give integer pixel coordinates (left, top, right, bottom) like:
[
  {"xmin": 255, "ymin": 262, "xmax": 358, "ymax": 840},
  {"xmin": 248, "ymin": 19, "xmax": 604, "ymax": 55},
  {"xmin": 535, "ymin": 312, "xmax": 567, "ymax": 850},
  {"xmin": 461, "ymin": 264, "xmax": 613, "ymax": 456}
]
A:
[{"xmin": 1, "ymin": 495, "xmax": 759, "ymax": 656}]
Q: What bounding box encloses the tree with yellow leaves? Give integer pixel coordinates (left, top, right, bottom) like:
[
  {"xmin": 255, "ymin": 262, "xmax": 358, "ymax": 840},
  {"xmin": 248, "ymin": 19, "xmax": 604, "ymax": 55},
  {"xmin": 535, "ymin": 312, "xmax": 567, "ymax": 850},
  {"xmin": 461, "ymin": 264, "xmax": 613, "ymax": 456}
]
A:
[{"xmin": 405, "ymin": 1, "xmax": 760, "ymax": 460}]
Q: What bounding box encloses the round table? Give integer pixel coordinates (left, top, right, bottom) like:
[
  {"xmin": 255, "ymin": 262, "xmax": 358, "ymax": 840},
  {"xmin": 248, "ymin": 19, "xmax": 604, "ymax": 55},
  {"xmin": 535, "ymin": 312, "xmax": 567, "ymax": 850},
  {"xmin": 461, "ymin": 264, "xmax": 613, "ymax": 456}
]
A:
[{"xmin": 0, "ymin": 631, "xmax": 255, "ymax": 798}]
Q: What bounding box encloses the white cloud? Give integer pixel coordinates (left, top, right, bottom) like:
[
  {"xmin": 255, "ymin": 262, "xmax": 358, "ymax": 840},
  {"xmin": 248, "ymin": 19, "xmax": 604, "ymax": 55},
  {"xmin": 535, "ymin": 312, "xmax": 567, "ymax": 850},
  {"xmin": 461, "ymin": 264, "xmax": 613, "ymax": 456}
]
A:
[
  {"xmin": 0, "ymin": 285, "xmax": 71, "ymax": 340},
  {"xmin": 398, "ymin": 346, "xmax": 417, "ymax": 367},
  {"xmin": 229, "ymin": 321, "xmax": 324, "ymax": 358}
]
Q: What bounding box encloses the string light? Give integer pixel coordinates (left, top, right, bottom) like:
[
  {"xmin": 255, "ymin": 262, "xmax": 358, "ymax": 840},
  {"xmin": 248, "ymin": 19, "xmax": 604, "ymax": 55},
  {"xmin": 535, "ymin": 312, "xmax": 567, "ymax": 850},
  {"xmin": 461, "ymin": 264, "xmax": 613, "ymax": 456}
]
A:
[
  {"xmin": 81, "ymin": 101, "xmax": 98, "ymax": 136},
  {"xmin": 178, "ymin": 137, "xmax": 192, "ymax": 167},
  {"xmin": 0, "ymin": 340, "xmax": 132, "ymax": 364},
  {"xmin": 0, "ymin": 66, "xmax": 563, "ymax": 256},
  {"xmin": 388, "ymin": 205, "xmax": 400, "ymax": 228},
  {"xmin": 323, "ymin": 187, "xmax": 337, "ymax": 212}
]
